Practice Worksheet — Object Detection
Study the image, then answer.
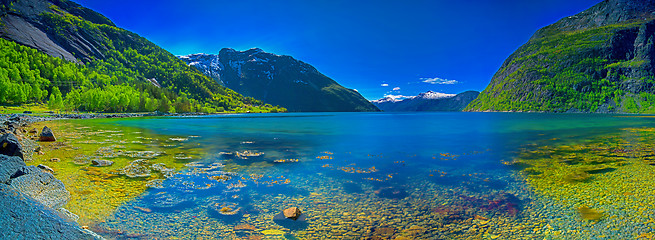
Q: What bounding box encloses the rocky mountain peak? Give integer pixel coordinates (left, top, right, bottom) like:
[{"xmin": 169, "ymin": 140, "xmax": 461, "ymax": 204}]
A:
[
  {"xmin": 180, "ymin": 49, "xmax": 379, "ymax": 112},
  {"xmin": 532, "ymin": 0, "xmax": 655, "ymax": 40}
]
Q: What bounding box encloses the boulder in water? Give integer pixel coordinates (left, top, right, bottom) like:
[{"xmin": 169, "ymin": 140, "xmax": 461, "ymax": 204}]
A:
[{"xmin": 283, "ymin": 207, "xmax": 302, "ymax": 220}]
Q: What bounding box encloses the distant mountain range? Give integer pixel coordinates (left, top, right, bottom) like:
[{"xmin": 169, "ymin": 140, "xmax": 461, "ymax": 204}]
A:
[
  {"xmin": 466, "ymin": 0, "xmax": 655, "ymax": 113},
  {"xmin": 372, "ymin": 91, "xmax": 479, "ymax": 112},
  {"xmin": 179, "ymin": 49, "xmax": 379, "ymax": 112}
]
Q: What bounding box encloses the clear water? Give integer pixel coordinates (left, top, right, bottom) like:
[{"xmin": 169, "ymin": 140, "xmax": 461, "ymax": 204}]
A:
[{"xmin": 50, "ymin": 113, "xmax": 655, "ymax": 239}]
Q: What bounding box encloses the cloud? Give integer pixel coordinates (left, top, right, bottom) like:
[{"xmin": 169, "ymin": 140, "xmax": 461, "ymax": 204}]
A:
[
  {"xmin": 420, "ymin": 77, "xmax": 459, "ymax": 85},
  {"xmin": 392, "ymin": 87, "xmax": 401, "ymax": 91},
  {"xmin": 381, "ymin": 83, "xmax": 389, "ymax": 87}
]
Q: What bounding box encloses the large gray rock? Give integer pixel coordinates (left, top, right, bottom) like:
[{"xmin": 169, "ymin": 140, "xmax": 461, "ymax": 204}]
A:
[
  {"xmin": 0, "ymin": 154, "xmax": 26, "ymax": 183},
  {"xmin": 1, "ymin": 133, "xmax": 24, "ymax": 159},
  {"xmin": 39, "ymin": 126, "xmax": 56, "ymax": 142},
  {"xmin": 9, "ymin": 166, "xmax": 70, "ymax": 209},
  {"xmin": 0, "ymin": 184, "xmax": 98, "ymax": 240}
]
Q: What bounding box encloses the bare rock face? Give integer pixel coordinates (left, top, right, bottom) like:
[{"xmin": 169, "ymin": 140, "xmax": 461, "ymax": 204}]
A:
[
  {"xmin": 531, "ymin": 0, "xmax": 655, "ymax": 40},
  {"xmin": 0, "ymin": 155, "xmax": 25, "ymax": 183},
  {"xmin": 9, "ymin": 166, "xmax": 71, "ymax": 209},
  {"xmin": 0, "ymin": 184, "xmax": 97, "ymax": 240},
  {"xmin": 39, "ymin": 126, "xmax": 56, "ymax": 142},
  {"xmin": 466, "ymin": 0, "xmax": 655, "ymax": 113},
  {"xmin": 283, "ymin": 207, "xmax": 302, "ymax": 220},
  {"xmin": 0, "ymin": 0, "xmax": 116, "ymax": 63}
]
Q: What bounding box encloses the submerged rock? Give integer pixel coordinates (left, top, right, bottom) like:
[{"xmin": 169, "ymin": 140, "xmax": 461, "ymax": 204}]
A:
[
  {"xmin": 210, "ymin": 202, "xmax": 241, "ymax": 216},
  {"xmin": 235, "ymin": 150, "xmax": 264, "ymax": 159},
  {"xmin": 1, "ymin": 133, "xmax": 24, "ymax": 159},
  {"xmin": 273, "ymin": 210, "xmax": 308, "ymax": 230},
  {"xmin": 147, "ymin": 192, "xmax": 195, "ymax": 210},
  {"xmin": 39, "ymin": 126, "xmax": 56, "ymax": 142},
  {"xmin": 91, "ymin": 159, "xmax": 114, "ymax": 167},
  {"xmin": 376, "ymin": 186, "xmax": 409, "ymax": 199},
  {"xmin": 578, "ymin": 206, "xmax": 603, "ymax": 221},
  {"xmin": 119, "ymin": 159, "xmax": 151, "ymax": 178}
]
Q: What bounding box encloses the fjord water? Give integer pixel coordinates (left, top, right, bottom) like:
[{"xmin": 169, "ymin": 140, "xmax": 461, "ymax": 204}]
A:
[{"xmin": 75, "ymin": 113, "xmax": 655, "ymax": 239}]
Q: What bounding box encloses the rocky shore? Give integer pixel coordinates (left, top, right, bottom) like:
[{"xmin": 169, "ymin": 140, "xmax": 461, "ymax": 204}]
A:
[{"xmin": 0, "ymin": 113, "xmax": 114, "ymax": 239}]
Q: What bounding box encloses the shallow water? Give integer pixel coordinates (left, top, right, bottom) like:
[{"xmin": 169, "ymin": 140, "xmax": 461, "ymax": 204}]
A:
[{"xmin": 29, "ymin": 113, "xmax": 655, "ymax": 239}]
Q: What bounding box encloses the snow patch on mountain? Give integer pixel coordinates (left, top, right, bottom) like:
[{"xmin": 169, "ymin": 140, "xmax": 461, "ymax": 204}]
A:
[
  {"xmin": 414, "ymin": 91, "xmax": 456, "ymax": 100},
  {"xmin": 371, "ymin": 91, "xmax": 455, "ymax": 103}
]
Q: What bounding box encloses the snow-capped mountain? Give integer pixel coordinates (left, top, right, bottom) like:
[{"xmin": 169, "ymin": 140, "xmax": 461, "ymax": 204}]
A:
[
  {"xmin": 179, "ymin": 48, "xmax": 379, "ymax": 112},
  {"xmin": 372, "ymin": 91, "xmax": 479, "ymax": 112}
]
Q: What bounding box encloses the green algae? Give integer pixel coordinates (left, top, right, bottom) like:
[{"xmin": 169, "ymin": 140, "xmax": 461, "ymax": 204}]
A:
[
  {"xmin": 27, "ymin": 118, "xmax": 207, "ymax": 225},
  {"xmin": 577, "ymin": 206, "xmax": 603, "ymax": 221},
  {"xmin": 512, "ymin": 126, "xmax": 655, "ymax": 236}
]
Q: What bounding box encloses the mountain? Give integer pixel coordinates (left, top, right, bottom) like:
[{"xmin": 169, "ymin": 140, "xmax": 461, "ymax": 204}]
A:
[
  {"xmin": 0, "ymin": 0, "xmax": 280, "ymax": 113},
  {"xmin": 372, "ymin": 91, "xmax": 479, "ymax": 112},
  {"xmin": 179, "ymin": 49, "xmax": 379, "ymax": 112},
  {"xmin": 466, "ymin": 0, "xmax": 655, "ymax": 113}
]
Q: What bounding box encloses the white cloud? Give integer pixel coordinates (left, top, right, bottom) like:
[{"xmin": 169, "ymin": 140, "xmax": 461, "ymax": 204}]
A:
[
  {"xmin": 392, "ymin": 87, "xmax": 401, "ymax": 91},
  {"xmin": 420, "ymin": 77, "xmax": 459, "ymax": 85},
  {"xmin": 381, "ymin": 83, "xmax": 389, "ymax": 87}
]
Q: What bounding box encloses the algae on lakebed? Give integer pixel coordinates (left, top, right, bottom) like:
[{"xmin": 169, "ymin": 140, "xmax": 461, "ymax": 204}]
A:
[
  {"xmin": 508, "ymin": 127, "xmax": 655, "ymax": 237},
  {"xmin": 28, "ymin": 118, "xmax": 206, "ymax": 225}
]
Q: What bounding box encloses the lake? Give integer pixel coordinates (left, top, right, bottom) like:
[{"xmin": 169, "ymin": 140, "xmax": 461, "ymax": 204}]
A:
[{"xmin": 30, "ymin": 112, "xmax": 655, "ymax": 239}]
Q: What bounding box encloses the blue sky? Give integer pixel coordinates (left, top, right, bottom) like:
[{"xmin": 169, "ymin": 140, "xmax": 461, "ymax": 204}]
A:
[{"xmin": 75, "ymin": 0, "xmax": 599, "ymax": 100}]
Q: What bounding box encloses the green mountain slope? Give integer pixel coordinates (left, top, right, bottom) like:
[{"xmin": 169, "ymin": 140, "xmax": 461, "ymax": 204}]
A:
[
  {"xmin": 466, "ymin": 0, "xmax": 655, "ymax": 113},
  {"xmin": 0, "ymin": 0, "xmax": 283, "ymax": 113}
]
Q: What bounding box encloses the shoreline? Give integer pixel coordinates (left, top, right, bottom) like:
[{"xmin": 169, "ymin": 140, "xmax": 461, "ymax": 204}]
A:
[{"xmin": 0, "ymin": 113, "xmax": 106, "ymax": 239}]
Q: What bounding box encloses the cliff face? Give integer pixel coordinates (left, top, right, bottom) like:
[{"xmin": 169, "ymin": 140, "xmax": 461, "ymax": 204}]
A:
[
  {"xmin": 373, "ymin": 91, "xmax": 479, "ymax": 112},
  {"xmin": 180, "ymin": 49, "xmax": 380, "ymax": 112},
  {"xmin": 466, "ymin": 0, "xmax": 655, "ymax": 113},
  {"xmin": 0, "ymin": 0, "xmax": 115, "ymax": 63}
]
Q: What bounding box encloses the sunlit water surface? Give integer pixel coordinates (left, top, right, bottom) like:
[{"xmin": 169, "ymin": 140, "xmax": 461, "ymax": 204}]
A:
[{"xmin": 30, "ymin": 113, "xmax": 655, "ymax": 239}]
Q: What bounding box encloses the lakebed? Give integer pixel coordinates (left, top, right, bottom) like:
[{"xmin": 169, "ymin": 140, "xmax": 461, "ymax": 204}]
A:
[{"xmin": 16, "ymin": 112, "xmax": 655, "ymax": 239}]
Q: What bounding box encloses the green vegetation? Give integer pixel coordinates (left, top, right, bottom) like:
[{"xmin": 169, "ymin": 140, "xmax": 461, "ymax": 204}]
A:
[
  {"xmin": 0, "ymin": 4, "xmax": 285, "ymax": 113},
  {"xmin": 465, "ymin": 20, "xmax": 654, "ymax": 113}
]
